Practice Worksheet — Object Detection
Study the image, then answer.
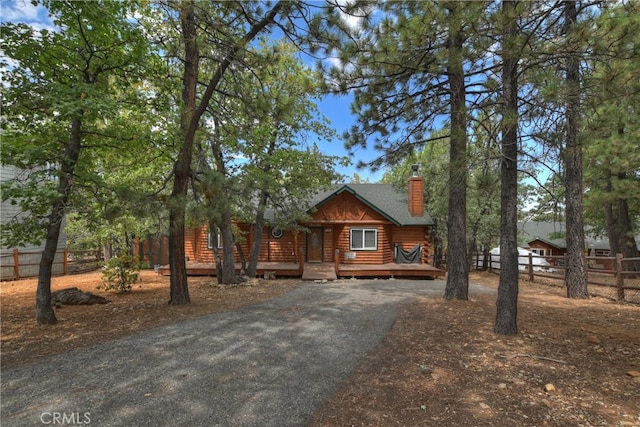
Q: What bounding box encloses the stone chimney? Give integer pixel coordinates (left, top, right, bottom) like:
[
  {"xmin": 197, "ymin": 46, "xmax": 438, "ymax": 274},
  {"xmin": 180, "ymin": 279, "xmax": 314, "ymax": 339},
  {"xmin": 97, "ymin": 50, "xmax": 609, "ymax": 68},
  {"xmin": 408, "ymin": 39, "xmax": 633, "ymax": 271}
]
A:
[{"xmin": 408, "ymin": 164, "xmax": 424, "ymax": 217}]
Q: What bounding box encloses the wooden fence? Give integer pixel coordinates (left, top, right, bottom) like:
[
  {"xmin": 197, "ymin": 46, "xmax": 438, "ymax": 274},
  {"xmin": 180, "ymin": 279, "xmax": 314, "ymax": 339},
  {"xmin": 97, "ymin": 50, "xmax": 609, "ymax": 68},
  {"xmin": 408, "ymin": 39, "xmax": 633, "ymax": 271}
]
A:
[
  {"xmin": 473, "ymin": 252, "xmax": 640, "ymax": 303},
  {"xmin": 0, "ymin": 248, "xmax": 102, "ymax": 281}
]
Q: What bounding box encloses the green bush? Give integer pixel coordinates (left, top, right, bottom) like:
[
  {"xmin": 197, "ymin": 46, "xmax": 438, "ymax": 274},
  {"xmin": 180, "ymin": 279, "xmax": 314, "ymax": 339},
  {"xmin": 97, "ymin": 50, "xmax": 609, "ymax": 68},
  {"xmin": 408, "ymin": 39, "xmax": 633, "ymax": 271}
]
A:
[{"xmin": 99, "ymin": 254, "xmax": 141, "ymax": 293}]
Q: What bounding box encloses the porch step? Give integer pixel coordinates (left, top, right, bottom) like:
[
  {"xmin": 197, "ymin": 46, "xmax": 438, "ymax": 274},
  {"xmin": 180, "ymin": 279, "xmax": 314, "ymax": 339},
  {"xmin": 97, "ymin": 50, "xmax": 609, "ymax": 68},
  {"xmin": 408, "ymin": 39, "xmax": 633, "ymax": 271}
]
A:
[{"xmin": 302, "ymin": 263, "xmax": 337, "ymax": 281}]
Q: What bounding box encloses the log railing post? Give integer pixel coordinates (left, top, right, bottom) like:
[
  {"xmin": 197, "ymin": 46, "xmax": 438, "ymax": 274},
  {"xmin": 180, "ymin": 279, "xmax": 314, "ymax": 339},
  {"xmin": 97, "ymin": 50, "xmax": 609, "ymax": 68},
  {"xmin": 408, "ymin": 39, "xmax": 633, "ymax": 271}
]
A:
[
  {"xmin": 528, "ymin": 253, "xmax": 534, "ymax": 282},
  {"xmin": 13, "ymin": 248, "xmax": 19, "ymax": 279},
  {"xmin": 615, "ymin": 253, "xmax": 625, "ymax": 301},
  {"xmin": 298, "ymin": 249, "xmax": 305, "ymax": 275},
  {"xmin": 334, "ymin": 249, "xmax": 340, "ymax": 275}
]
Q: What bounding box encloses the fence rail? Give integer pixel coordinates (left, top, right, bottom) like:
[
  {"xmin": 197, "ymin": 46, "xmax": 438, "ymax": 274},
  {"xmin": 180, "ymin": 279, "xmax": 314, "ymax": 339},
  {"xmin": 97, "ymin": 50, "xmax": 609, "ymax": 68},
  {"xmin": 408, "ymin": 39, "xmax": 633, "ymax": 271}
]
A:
[
  {"xmin": 473, "ymin": 252, "xmax": 640, "ymax": 304},
  {"xmin": 0, "ymin": 248, "xmax": 102, "ymax": 281}
]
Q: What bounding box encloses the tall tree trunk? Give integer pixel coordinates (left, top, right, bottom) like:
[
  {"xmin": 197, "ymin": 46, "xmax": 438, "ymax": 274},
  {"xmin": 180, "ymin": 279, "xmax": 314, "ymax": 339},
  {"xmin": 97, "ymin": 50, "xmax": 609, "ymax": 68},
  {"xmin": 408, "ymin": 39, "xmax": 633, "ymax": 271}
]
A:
[
  {"xmin": 495, "ymin": 0, "xmax": 520, "ymax": 335},
  {"xmin": 168, "ymin": 0, "xmax": 198, "ymax": 305},
  {"xmin": 482, "ymin": 246, "xmax": 490, "ymax": 271},
  {"xmin": 603, "ymin": 168, "xmax": 622, "ymax": 256},
  {"xmin": 206, "ymin": 137, "xmax": 238, "ymax": 284},
  {"xmin": 103, "ymin": 241, "xmax": 112, "ymax": 263},
  {"xmin": 219, "ymin": 211, "xmax": 236, "ymax": 283},
  {"xmin": 210, "ymin": 217, "xmax": 235, "ymax": 284},
  {"xmin": 168, "ymin": 178, "xmax": 190, "ymax": 304},
  {"xmin": 603, "ymin": 170, "xmax": 640, "ymax": 271},
  {"xmin": 444, "ymin": 3, "xmax": 469, "ymax": 300},
  {"xmin": 235, "ymin": 241, "xmax": 247, "ymax": 273},
  {"xmin": 210, "ymin": 222, "xmax": 224, "ymax": 284},
  {"xmin": 617, "ymin": 199, "xmax": 639, "ymax": 258},
  {"xmin": 616, "ymin": 186, "xmax": 640, "ymax": 271},
  {"xmin": 36, "ymin": 116, "xmax": 83, "ymax": 324},
  {"xmin": 612, "ymin": 129, "xmax": 639, "ymax": 264},
  {"xmin": 210, "ymin": 138, "xmax": 238, "ymax": 283},
  {"xmin": 247, "ymin": 190, "xmax": 269, "ymax": 278},
  {"xmin": 167, "ymin": 1, "xmax": 283, "ymax": 301},
  {"xmin": 563, "ymin": 0, "xmax": 589, "ymax": 299},
  {"xmin": 247, "ymin": 130, "xmax": 278, "ymax": 278}
]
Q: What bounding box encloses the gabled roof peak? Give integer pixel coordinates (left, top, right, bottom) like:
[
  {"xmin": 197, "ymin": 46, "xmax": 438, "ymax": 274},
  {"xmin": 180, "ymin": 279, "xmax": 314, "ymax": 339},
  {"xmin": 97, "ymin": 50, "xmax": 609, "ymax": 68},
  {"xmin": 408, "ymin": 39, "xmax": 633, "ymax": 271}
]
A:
[{"xmin": 309, "ymin": 183, "xmax": 434, "ymax": 226}]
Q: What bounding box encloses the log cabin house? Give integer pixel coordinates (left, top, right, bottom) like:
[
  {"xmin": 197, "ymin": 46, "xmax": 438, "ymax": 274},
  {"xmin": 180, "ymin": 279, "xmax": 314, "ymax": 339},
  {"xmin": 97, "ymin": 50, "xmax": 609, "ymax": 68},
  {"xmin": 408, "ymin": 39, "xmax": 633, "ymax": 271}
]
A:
[{"xmin": 160, "ymin": 175, "xmax": 444, "ymax": 280}]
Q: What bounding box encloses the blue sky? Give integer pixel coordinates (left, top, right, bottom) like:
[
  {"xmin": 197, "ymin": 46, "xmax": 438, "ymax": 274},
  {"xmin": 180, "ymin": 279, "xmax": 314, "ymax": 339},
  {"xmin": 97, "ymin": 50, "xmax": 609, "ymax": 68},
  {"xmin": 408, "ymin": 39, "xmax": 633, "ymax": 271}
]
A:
[
  {"xmin": 0, "ymin": 0, "xmax": 51, "ymax": 30},
  {"xmin": 315, "ymin": 94, "xmax": 386, "ymax": 182},
  {"xmin": 1, "ymin": 0, "xmax": 386, "ymax": 182}
]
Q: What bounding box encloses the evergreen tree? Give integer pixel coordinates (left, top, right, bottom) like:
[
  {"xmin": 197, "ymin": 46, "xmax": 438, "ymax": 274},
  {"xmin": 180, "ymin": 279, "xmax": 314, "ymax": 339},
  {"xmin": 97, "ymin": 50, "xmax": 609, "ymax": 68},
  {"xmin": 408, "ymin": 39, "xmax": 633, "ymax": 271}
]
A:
[
  {"xmin": 1, "ymin": 0, "xmax": 152, "ymax": 324},
  {"xmin": 495, "ymin": 0, "xmax": 522, "ymax": 335},
  {"xmin": 161, "ymin": 1, "xmax": 288, "ymax": 304},
  {"xmin": 322, "ymin": 1, "xmax": 492, "ymax": 300},
  {"xmin": 583, "ymin": 2, "xmax": 640, "ymax": 268},
  {"xmin": 562, "ymin": 1, "xmax": 589, "ymax": 299}
]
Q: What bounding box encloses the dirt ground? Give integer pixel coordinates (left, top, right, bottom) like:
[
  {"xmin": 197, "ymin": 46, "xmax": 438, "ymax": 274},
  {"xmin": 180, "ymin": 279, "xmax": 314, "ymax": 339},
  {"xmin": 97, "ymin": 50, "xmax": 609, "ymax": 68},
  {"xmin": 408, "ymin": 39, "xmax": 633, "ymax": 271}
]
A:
[
  {"xmin": 313, "ymin": 274, "xmax": 640, "ymax": 427},
  {"xmin": 2, "ymin": 271, "xmax": 639, "ymax": 426},
  {"xmin": 0, "ymin": 271, "xmax": 300, "ymax": 369}
]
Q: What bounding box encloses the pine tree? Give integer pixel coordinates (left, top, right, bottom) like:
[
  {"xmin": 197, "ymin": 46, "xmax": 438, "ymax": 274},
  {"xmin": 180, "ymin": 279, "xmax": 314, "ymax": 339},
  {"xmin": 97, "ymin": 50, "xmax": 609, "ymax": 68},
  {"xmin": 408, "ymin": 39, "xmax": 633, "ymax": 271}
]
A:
[
  {"xmin": 495, "ymin": 0, "xmax": 521, "ymax": 335},
  {"xmin": 322, "ymin": 1, "xmax": 491, "ymax": 300},
  {"xmin": 583, "ymin": 2, "xmax": 640, "ymax": 269}
]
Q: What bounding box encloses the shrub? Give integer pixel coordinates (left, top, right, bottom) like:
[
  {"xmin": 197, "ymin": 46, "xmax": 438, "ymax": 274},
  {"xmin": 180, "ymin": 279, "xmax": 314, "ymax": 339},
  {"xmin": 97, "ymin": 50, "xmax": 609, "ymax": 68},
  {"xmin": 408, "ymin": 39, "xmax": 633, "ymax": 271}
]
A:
[{"xmin": 99, "ymin": 254, "xmax": 141, "ymax": 293}]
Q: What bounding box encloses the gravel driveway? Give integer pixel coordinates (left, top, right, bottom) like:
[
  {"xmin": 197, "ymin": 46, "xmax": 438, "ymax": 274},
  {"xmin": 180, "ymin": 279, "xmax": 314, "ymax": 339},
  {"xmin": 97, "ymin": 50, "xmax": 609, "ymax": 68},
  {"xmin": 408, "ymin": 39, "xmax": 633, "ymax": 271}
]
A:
[{"xmin": 1, "ymin": 278, "xmax": 493, "ymax": 427}]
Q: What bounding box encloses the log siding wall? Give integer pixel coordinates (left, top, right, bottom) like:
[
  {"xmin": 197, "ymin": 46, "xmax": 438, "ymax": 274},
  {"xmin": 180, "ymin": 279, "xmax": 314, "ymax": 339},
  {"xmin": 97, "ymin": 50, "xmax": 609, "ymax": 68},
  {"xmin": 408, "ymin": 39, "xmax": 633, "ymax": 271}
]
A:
[
  {"xmin": 187, "ymin": 225, "xmax": 301, "ymax": 264},
  {"xmin": 183, "ymin": 190, "xmax": 433, "ymax": 266}
]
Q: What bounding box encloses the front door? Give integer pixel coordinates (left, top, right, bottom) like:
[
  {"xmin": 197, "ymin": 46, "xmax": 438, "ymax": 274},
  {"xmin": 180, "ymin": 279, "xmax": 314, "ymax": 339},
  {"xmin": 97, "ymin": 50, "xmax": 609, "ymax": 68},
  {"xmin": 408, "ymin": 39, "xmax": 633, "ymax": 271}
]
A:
[{"xmin": 307, "ymin": 227, "xmax": 324, "ymax": 262}]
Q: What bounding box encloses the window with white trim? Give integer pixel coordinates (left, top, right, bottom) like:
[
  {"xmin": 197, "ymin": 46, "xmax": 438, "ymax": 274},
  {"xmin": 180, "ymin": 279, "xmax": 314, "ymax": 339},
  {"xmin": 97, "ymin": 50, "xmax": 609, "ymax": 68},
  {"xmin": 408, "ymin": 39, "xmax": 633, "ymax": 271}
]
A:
[
  {"xmin": 208, "ymin": 228, "xmax": 223, "ymax": 249},
  {"xmin": 350, "ymin": 228, "xmax": 378, "ymax": 250},
  {"xmin": 531, "ymin": 248, "xmax": 546, "ymax": 257}
]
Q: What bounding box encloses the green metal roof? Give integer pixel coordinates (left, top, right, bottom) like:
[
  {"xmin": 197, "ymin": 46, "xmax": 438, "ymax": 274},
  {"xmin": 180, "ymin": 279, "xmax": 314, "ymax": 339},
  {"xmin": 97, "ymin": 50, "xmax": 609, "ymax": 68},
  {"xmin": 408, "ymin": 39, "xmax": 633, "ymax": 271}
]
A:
[{"xmin": 308, "ymin": 183, "xmax": 434, "ymax": 227}]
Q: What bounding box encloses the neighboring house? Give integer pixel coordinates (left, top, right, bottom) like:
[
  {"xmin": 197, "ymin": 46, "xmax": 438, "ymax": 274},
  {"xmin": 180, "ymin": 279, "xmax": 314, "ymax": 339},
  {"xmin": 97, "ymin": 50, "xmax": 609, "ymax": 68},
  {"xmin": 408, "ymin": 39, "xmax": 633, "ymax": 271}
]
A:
[
  {"xmin": 518, "ymin": 221, "xmax": 568, "ymax": 259},
  {"xmin": 176, "ymin": 175, "xmax": 443, "ymax": 279},
  {"xmin": 0, "ymin": 164, "xmax": 66, "ymax": 280},
  {"xmin": 518, "ymin": 221, "xmax": 640, "ymax": 268}
]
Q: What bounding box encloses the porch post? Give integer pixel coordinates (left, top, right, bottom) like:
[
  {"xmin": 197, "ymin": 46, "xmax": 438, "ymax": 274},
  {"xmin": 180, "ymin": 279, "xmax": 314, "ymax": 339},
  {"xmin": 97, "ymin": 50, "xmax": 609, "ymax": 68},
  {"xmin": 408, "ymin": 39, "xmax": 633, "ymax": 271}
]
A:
[
  {"xmin": 334, "ymin": 249, "xmax": 340, "ymax": 274},
  {"xmin": 298, "ymin": 247, "xmax": 305, "ymax": 274}
]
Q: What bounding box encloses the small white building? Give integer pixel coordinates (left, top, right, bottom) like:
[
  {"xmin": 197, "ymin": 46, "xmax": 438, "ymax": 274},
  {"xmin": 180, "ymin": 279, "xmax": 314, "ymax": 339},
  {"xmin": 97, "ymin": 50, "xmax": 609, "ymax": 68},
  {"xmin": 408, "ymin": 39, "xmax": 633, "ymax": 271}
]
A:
[{"xmin": 1, "ymin": 164, "xmax": 66, "ymax": 280}]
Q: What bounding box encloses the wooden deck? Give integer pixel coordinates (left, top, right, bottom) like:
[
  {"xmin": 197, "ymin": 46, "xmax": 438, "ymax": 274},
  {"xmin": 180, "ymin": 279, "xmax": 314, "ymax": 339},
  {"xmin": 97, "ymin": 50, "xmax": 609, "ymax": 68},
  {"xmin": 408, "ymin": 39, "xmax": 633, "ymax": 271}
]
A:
[
  {"xmin": 338, "ymin": 262, "xmax": 445, "ymax": 279},
  {"xmin": 158, "ymin": 261, "xmax": 445, "ymax": 280},
  {"xmin": 157, "ymin": 262, "xmax": 302, "ymax": 278}
]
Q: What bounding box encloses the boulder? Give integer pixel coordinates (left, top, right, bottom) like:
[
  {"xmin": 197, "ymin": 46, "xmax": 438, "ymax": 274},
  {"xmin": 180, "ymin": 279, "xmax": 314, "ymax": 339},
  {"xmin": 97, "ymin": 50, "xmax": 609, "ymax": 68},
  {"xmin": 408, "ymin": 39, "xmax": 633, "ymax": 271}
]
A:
[{"xmin": 52, "ymin": 288, "xmax": 110, "ymax": 307}]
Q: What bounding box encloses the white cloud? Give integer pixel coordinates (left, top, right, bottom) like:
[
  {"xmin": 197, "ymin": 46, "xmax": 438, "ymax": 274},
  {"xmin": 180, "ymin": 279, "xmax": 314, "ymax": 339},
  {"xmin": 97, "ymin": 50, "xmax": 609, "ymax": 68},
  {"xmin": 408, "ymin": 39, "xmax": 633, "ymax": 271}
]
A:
[
  {"xmin": 1, "ymin": 0, "xmax": 56, "ymax": 34},
  {"xmin": 1, "ymin": 0, "xmax": 46, "ymax": 23},
  {"xmin": 323, "ymin": 47, "xmax": 355, "ymax": 78},
  {"xmin": 341, "ymin": 13, "xmax": 362, "ymax": 31},
  {"xmin": 333, "ymin": 0, "xmax": 366, "ymax": 31},
  {"xmin": 325, "ymin": 56, "xmax": 343, "ymax": 70}
]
